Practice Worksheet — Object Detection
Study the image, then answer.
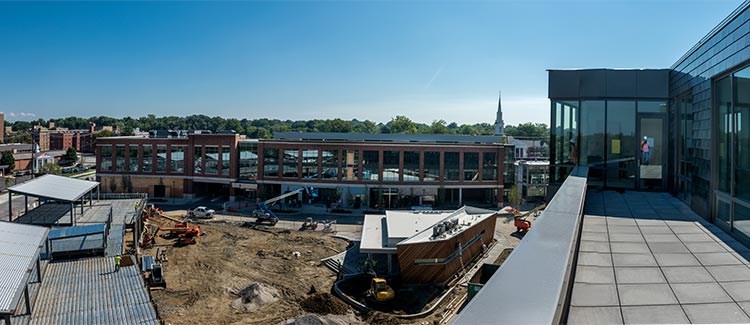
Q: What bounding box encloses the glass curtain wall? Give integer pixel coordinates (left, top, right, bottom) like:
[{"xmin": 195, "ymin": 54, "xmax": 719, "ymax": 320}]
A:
[
  {"xmin": 715, "ymin": 66, "xmax": 750, "ymax": 239},
  {"xmin": 221, "ymin": 146, "xmax": 231, "ymax": 176},
  {"xmin": 115, "ymin": 145, "xmax": 126, "ymax": 171},
  {"xmin": 423, "ymin": 152, "xmax": 440, "ymax": 181},
  {"xmin": 282, "ymin": 149, "xmax": 299, "ymax": 178},
  {"xmin": 128, "ymin": 145, "xmax": 139, "ymax": 172},
  {"xmin": 193, "ymin": 146, "xmax": 202, "ymax": 174},
  {"xmin": 171, "ymin": 146, "xmax": 185, "ymax": 174},
  {"xmin": 677, "ymin": 92, "xmax": 694, "ymax": 202},
  {"xmin": 579, "ymin": 101, "xmax": 606, "ymax": 186},
  {"xmin": 551, "ymin": 101, "xmax": 579, "ymax": 183},
  {"xmin": 322, "ymin": 149, "xmax": 339, "ymax": 179},
  {"xmin": 606, "ymin": 101, "xmax": 637, "ymax": 188},
  {"xmin": 482, "ymin": 152, "xmax": 498, "ymax": 181},
  {"xmin": 464, "ymin": 152, "xmax": 479, "ymax": 181},
  {"xmin": 444, "ymin": 152, "xmax": 460, "ymax": 181},
  {"xmin": 362, "ymin": 150, "xmax": 379, "ymax": 181},
  {"xmin": 156, "ymin": 145, "xmax": 167, "ymax": 173},
  {"xmin": 143, "ymin": 145, "xmax": 153, "ymax": 172},
  {"xmin": 301, "ymin": 149, "xmax": 318, "ymax": 178},
  {"xmin": 382, "ymin": 151, "xmax": 400, "ymax": 181},
  {"xmin": 204, "ymin": 146, "xmax": 219, "ymax": 174},
  {"xmin": 403, "ymin": 151, "xmax": 420, "ymax": 181},
  {"xmin": 100, "ymin": 145, "xmax": 113, "ymax": 171},
  {"xmin": 239, "ymin": 142, "xmax": 258, "ymax": 180},
  {"xmin": 263, "ymin": 148, "xmax": 279, "ymax": 177}
]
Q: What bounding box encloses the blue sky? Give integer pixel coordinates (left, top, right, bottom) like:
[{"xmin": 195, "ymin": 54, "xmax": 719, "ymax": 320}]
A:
[{"xmin": 0, "ymin": 1, "xmax": 742, "ymax": 125}]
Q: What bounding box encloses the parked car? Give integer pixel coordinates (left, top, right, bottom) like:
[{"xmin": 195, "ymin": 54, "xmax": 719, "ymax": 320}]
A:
[{"xmin": 187, "ymin": 206, "xmax": 215, "ymax": 219}]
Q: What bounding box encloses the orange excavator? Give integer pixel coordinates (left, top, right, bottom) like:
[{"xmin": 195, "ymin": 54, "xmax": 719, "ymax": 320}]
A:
[
  {"xmin": 512, "ymin": 203, "xmax": 546, "ymax": 234},
  {"xmin": 142, "ymin": 213, "xmax": 203, "ymax": 247}
]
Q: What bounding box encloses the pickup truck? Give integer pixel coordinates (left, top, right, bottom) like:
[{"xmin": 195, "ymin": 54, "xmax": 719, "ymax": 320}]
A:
[{"xmin": 187, "ymin": 206, "xmax": 215, "ymax": 219}]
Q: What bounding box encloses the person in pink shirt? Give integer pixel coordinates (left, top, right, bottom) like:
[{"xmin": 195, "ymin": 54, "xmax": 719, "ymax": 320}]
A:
[{"xmin": 641, "ymin": 136, "xmax": 650, "ymax": 165}]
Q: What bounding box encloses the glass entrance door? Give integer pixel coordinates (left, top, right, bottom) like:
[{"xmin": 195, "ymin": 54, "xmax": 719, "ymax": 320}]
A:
[{"xmin": 638, "ymin": 115, "xmax": 666, "ymax": 190}]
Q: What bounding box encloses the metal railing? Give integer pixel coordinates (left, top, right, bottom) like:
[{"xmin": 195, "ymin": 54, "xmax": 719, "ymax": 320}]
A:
[
  {"xmin": 98, "ymin": 193, "xmax": 147, "ymax": 200},
  {"xmin": 454, "ymin": 166, "xmax": 588, "ymax": 324}
]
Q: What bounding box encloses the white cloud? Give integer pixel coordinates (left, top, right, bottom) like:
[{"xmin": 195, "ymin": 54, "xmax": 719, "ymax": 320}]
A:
[{"xmin": 0, "ymin": 111, "xmax": 37, "ymax": 120}]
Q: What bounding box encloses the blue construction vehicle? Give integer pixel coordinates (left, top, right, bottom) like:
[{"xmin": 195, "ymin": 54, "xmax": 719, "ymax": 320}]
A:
[{"xmin": 252, "ymin": 188, "xmax": 305, "ymax": 226}]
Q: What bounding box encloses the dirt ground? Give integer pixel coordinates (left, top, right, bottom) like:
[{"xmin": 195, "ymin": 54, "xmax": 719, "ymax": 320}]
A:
[{"xmin": 144, "ymin": 219, "xmax": 351, "ymax": 325}]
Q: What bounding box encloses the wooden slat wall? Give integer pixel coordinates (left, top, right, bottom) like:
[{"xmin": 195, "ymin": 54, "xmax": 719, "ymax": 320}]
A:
[{"xmin": 396, "ymin": 215, "xmax": 497, "ymax": 284}]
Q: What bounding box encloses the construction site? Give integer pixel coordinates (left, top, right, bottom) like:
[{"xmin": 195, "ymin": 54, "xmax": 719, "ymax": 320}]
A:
[{"xmin": 0, "ymin": 176, "xmax": 538, "ymax": 325}]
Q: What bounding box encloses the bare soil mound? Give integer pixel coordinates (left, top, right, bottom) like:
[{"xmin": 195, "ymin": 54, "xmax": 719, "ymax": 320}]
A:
[
  {"xmin": 229, "ymin": 282, "xmax": 281, "ymax": 312},
  {"xmin": 300, "ymin": 293, "xmax": 349, "ymax": 315}
]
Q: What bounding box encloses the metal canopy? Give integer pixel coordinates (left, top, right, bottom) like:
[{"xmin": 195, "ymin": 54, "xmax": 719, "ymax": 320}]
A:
[
  {"xmin": 0, "ymin": 221, "xmax": 48, "ymax": 315},
  {"xmin": 9, "ymin": 174, "xmax": 99, "ymax": 202}
]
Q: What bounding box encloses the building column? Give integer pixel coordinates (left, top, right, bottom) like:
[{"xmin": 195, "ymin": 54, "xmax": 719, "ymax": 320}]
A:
[
  {"xmin": 36, "ymin": 257, "xmax": 42, "ymax": 282},
  {"xmin": 387, "ymin": 254, "xmax": 393, "ymax": 275},
  {"xmin": 459, "ymin": 188, "xmax": 463, "ymax": 206},
  {"xmin": 70, "ymin": 202, "xmax": 75, "ymax": 226},
  {"xmin": 229, "ymin": 187, "xmax": 236, "ymax": 202},
  {"xmin": 24, "ymin": 285, "xmax": 31, "ymax": 315},
  {"xmin": 8, "ymin": 191, "xmax": 12, "ymax": 222}
]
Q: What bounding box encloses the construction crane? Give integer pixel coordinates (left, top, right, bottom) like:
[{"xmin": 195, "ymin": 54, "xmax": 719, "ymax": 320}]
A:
[
  {"xmin": 513, "ymin": 203, "xmax": 546, "ymax": 234},
  {"xmin": 252, "ymin": 188, "xmax": 305, "ymax": 225}
]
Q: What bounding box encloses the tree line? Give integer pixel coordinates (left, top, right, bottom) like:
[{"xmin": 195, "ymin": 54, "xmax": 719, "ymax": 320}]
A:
[{"xmin": 6, "ymin": 115, "xmax": 549, "ymax": 140}]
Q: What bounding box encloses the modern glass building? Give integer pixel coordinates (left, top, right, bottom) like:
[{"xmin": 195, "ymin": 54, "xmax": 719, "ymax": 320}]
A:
[{"xmin": 549, "ymin": 1, "xmax": 750, "ymax": 244}]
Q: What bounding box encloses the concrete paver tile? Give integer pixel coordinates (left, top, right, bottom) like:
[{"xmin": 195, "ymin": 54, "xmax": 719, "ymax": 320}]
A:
[
  {"xmin": 653, "ymin": 253, "xmax": 701, "ymax": 267},
  {"xmin": 618, "ymin": 284, "xmax": 678, "ymax": 306},
  {"xmin": 683, "ymin": 303, "xmax": 750, "ymax": 324},
  {"xmin": 608, "ymin": 233, "xmax": 645, "ymax": 243},
  {"xmin": 577, "ymin": 252, "xmax": 613, "ymax": 267},
  {"xmin": 694, "ymin": 252, "xmax": 743, "ymax": 266},
  {"xmin": 662, "ymin": 266, "xmax": 715, "ymax": 283},
  {"xmin": 647, "ymin": 242, "xmax": 690, "ymax": 254},
  {"xmin": 671, "ymin": 282, "xmax": 733, "ymax": 304},
  {"xmin": 568, "ymin": 306, "xmax": 623, "ymax": 325},
  {"xmin": 621, "ymin": 305, "xmax": 688, "ymax": 324},
  {"xmin": 580, "ymin": 240, "xmax": 611, "ymax": 253},
  {"xmin": 612, "ymin": 253, "xmax": 658, "ymax": 267},
  {"xmin": 571, "ymin": 283, "xmax": 619, "ymax": 307},
  {"xmin": 576, "ymin": 266, "xmax": 615, "ymax": 284},
  {"xmin": 611, "ymin": 242, "xmax": 650, "ymax": 254},
  {"xmin": 684, "ymin": 241, "xmax": 727, "ymax": 253},
  {"xmin": 707, "ymin": 265, "xmax": 750, "ymax": 282},
  {"xmin": 615, "ymin": 267, "xmax": 666, "ymax": 284},
  {"xmin": 720, "ymin": 281, "xmax": 750, "ymax": 302}
]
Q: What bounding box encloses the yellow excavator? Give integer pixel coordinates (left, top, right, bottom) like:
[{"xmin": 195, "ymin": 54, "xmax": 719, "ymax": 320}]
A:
[{"xmin": 368, "ymin": 278, "xmax": 395, "ymax": 302}]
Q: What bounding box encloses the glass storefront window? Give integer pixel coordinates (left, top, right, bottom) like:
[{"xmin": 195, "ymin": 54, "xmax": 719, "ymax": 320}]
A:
[
  {"xmin": 302, "ymin": 149, "xmax": 318, "ymax": 178},
  {"xmin": 221, "ymin": 146, "xmax": 230, "ymax": 176},
  {"xmin": 283, "ymin": 149, "xmax": 299, "ymax": 178},
  {"xmin": 638, "ymin": 101, "xmax": 668, "ymax": 113},
  {"xmin": 482, "ymin": 152, "xmax": 497, "ymax": 181},
  {"xmin": 579, "ymin": 101, "xmax": 605, "ymax": 186},
  {"xmin": 193, "ymin": 146, "xmax": 202, "ymax": 174},
  {"xmin": 403, "ymin": 151, "xmax": 420, "ymax": 181},
  {"xmin": 322, "ymin": 149, "xmax": 339, "ymax": 179},
  {"xmin": 156, "ymin": 145, "xmax": 167, "ymax": 173},
  {"xmin": 170, "ymin": 146, "xmax": 184, "ymax": 174},
  {"xmin": 362, "ymin": 150, "xmax": 379, "ymax": 181},
  {"xmin": 734, "ymin": 67, "xmax": 750, "ymax": 201},
  {"xmin": 606, "ymin": 101, "xmax": 636, "ymax": 189},
  {"xmin": 464, "ymin": 152, "xmax": 479, "ymax": 181},
  {"xmin": 733, "ymin": 203, "xmax": 750, "ymax": 241},
  {"xmin": 115, "ymin": 145, "xmax": 126, "ymax": 172},
  {"xmin": 424, "ymin": 151, "xmax": 440, "ymax": 181},
  {"xmin": 383, "ymin": 151, "xmax": 400, "ymax": 181},
  {"xmin": 444, "ymin": 152, "xmax": 460, "ymax": 181},
  {"xmin": 204, "ymin": 146, "xmax": 219, "ymax": 174},
  {"xmin": 717, "ymin": 76, "xmax": 733, "ymax": 194},
  {"xmin": 239, "ymin": 142, "xmax": 259, "ymax": 180},
  {"xmin": 100, "ymin": 145, "xmax": 113, "ymax": 171},
  {"xmin": 343, "ymin": 149, "xmax": 359, "ymax": 181},
  {"xmin": 128, "ymin": 145, "xmax": 139, "ymax": 172},
  {"xmin": 551, "ymin": 101, "xmax": 578, "ymax": 183},
  {"xmin": 142, "ymin": 145, "xmax": 153, "ymax": 172},
  {"xmin": 263, "ymin": 148, "xmax": 279, "ymax": 177}
]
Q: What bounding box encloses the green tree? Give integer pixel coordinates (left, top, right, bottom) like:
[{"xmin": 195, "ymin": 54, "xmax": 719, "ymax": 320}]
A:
[
  {"xmin": 1, "ymin": 150, "xmax": 15, "ymax": 171},
  {"xmin": 95, "ymin": 129, "xmax": 114, "ymax": 138},
  {"xmin": 63, "ymin": 147, "xmax": 78, "ymax": 164},
  {"xmin": 108, "ymin": 178, "xmax": 117, "ymax": 193},
  {"xmin": 121, "ymin": 125, "xmax": 135, "ymax": 136},
  {"xmin": 39, "ymin": 162, "xmax": 61, "ymax": 175},
  {"xmin": 505, "ymin": 122, "xmax": 549, "ymax": 137},
  {"xmin": 430, "ymin": 120, "xmax": 449, "ymax": 134},
  {"xmin": 508, "ymin": 185, "xmax": 522, "ymax": 207},
  {"xmin": 385, "ymin": 116, "xmax": 417, "ymax": 134}
]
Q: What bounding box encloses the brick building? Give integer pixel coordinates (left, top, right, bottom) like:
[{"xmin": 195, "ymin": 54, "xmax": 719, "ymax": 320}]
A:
[{"xmin": 96, "ymin": 132, "xmax": 506, "ymax": 208}]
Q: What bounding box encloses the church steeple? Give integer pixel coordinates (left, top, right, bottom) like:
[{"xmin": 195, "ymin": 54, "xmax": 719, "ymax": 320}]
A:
[{"xmin": 494, "ymin": 91, "xmax": 505, "ymax": 136}]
